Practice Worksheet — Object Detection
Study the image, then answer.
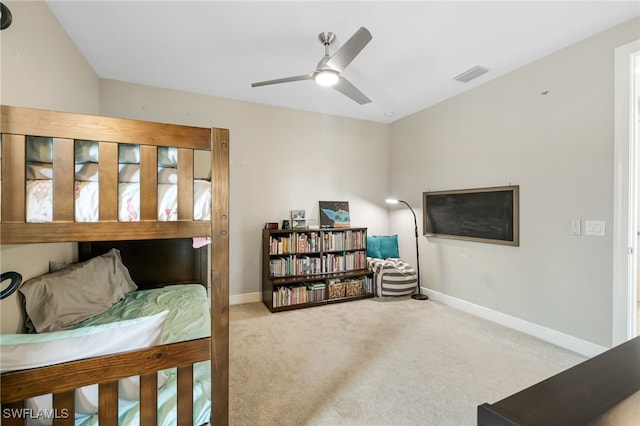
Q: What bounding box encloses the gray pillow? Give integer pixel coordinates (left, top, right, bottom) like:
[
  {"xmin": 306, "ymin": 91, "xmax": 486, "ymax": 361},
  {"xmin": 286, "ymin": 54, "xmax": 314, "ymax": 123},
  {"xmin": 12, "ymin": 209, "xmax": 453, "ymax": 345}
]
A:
[{"xmin": 19, "ymin": 249, "xmax": 137, "ymax": 333}]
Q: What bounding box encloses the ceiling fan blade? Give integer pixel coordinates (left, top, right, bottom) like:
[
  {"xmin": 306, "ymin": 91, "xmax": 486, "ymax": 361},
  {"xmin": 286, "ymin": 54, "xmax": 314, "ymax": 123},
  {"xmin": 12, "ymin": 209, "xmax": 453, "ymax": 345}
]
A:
[
  {"xmin": 251, "ymin": 73, "xmax": 313, "ymax": 87},
  {"xmin": 325, "ymin": 27, "xmax": 372, "ymax": 72},
  {"xmin": 333, "ymin": 76, "xmax": 371, "ymax": 105}
]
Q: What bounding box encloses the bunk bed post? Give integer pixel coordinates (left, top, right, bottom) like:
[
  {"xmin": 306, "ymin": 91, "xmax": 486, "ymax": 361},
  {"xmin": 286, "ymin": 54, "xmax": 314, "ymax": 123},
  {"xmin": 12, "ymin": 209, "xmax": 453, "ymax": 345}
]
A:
[
  {"xmin": 210, "ymin": 128, "xmax": 230, "ymax": 425},
  {"xmin": 0, "ymin": 133, "xmax": 26, "ymax": 223}
]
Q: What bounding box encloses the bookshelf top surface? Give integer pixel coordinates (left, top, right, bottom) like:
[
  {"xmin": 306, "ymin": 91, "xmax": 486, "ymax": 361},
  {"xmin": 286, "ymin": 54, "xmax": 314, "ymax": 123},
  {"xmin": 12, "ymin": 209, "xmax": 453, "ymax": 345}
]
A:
[{"xmin": 265, "ymin": 227, "xmax": 367, "ymax": 234}]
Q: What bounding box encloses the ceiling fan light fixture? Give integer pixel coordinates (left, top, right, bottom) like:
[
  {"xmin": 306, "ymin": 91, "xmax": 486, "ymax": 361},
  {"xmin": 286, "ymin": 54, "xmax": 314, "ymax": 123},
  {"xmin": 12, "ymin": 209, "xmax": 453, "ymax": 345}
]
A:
[
  {"xmin": 251, "ymin": 27, "xmax": 372, "ymax": 103},
  {"xmin": 315, "ymin": 70, "xmax": 339, "ymax": 87}
]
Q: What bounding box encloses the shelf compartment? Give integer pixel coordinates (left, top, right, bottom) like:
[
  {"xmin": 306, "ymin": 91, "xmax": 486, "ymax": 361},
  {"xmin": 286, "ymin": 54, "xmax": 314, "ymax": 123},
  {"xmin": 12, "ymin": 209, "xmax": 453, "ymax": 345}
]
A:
[
  {"xmin": 270, "ymin": 293, "xmax": 374, "ymax": 312},
  {"xmin": 269, "ymin": 269, "xmax": 371, "ymax": 284}
]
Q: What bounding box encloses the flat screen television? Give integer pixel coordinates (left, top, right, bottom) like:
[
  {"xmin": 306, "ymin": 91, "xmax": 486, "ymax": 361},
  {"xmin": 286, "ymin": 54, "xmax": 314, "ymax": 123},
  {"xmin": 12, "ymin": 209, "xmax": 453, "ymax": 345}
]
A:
[{"xmin": 422, "ymin": 185, "xmax": 519, "ymax": 246}]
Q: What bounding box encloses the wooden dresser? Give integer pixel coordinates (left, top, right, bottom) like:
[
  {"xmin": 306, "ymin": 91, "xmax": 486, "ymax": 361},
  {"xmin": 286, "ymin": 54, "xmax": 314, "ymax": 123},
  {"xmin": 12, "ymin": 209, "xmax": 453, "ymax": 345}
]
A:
[{"xmin": 478, "ymin": 336, "xmax": 640, "ymax": 425}]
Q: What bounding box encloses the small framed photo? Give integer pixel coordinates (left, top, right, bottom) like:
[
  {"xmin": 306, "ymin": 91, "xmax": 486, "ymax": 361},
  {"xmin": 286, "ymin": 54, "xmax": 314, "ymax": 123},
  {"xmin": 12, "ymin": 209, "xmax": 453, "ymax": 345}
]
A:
[
  {"xmin": 265, "ymin": 222, "xmax": 279, "ymax": 230},
  {"xmin": 291, "ymin": 209, "xmax": 307, "ymax": 229}
]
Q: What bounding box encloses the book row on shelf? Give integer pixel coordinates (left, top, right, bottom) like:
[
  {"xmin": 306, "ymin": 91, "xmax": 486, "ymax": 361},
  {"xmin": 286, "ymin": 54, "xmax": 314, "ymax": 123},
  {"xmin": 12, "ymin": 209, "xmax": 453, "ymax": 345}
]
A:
[
  {"xmin": 324, "ymin": 252, "xmax": 368, "ymax": 273},
  {"xmin": 269, "ymin": 232, "xmax": 320, "ymax": 255},
  {"xmin": 272, "ymin": 282, "xmax": 325, "ymax": 307},
  {"xmin": 268, "ymin": 229, "xmax": 367, "ymax": 255},
  {"xmin": 272, "ymin": 276, "xmax": 373, "ymax": 308},
  {"xmin": 269, "ymin": 251, "xmax": 368, "ymax": 278},
  {"xmin": 323, "ymin": 230, "xmax": 367, "ymax": 251}
]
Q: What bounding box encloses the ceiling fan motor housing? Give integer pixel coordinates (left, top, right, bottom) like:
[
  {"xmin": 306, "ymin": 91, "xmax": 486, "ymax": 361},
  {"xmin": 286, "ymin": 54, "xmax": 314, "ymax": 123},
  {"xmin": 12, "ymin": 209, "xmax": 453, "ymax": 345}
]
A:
[{"xmin": 318, "ymin": 32, "xmax": 336, "ymax": 46}]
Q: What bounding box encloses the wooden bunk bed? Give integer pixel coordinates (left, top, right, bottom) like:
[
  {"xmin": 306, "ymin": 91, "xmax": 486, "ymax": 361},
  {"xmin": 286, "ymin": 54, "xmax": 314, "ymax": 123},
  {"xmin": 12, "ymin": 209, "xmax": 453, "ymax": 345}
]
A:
[{"xmin": 0, "ymin": 105, "xmax": 230, "ymax": 425}]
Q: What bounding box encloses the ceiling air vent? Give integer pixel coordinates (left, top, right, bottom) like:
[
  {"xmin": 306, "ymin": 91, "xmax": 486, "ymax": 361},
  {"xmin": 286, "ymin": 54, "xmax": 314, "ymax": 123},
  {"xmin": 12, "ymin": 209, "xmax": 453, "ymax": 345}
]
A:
[{"xmin": 453, "ymin": 66, "xmax": 488, "ymax": 83}]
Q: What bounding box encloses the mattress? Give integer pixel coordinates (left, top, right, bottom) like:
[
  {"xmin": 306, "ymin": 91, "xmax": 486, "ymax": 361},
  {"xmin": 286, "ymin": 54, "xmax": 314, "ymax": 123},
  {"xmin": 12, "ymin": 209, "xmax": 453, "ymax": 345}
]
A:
[
  {"xmin": 27, "ymin": 284, "xmax": 211, "ymax": 426},
  {"xmin": 25, "ymin": 179, "xmax": 211, "ymax": 223}
]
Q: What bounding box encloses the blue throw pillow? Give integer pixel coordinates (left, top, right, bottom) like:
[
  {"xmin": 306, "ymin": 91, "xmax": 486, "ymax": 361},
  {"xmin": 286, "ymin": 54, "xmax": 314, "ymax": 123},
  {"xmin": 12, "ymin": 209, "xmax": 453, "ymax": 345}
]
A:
[
  {"xmin": 366, "ymin": 236, "xmax": 382, "ymax": 258},
  {"xmin": 367, "ymin": 235, "xmax": 399, "ymax": 259},
  {"xmin": 379, "ymin": 235, "xmax": 399, "ymax": 259}
]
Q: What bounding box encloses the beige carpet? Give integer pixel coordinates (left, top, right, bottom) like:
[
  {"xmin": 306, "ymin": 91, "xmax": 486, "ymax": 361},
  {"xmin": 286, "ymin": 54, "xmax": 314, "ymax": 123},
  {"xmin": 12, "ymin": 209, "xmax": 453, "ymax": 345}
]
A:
[{"xmin": 229, "ymin": 297, "xmax": 586, "ymax": 426}]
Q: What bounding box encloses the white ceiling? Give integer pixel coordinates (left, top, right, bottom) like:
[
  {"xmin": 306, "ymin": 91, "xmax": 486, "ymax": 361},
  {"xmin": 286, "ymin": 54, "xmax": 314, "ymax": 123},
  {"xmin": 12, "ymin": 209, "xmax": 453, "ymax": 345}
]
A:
[{"xmin": 44, "ymin": 1, "xmax": 639, "ymax": 124}]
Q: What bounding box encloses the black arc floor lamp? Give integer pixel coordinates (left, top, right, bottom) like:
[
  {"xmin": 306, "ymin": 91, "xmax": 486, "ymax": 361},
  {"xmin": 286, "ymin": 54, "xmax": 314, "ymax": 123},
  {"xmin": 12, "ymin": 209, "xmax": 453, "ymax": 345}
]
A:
[{"xmin": 386, "ymin": 198, "xmax": 428, "ymax": 300}]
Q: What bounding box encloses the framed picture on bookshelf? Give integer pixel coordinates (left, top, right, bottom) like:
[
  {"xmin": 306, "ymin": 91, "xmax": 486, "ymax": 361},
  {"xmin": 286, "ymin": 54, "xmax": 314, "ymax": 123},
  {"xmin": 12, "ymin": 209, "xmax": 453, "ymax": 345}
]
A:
[
  {"xmin": 265, "ymin": 222, "xmax": 279, "ymax": 230},
  {"xmin": 291, "ymin": 209, "xmax": 307, "ymax": 229},
  {"xmin": 319, "ymin": 201, "xmax": 350, "ymax": 228}
]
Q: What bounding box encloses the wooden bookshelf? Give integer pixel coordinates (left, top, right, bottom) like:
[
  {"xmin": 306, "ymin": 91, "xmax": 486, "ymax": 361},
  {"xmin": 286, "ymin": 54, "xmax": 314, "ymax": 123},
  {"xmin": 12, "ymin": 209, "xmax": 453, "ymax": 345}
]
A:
[{"xmin": 262, "ymin": 227, "xmax": 374, "ymax": 312}]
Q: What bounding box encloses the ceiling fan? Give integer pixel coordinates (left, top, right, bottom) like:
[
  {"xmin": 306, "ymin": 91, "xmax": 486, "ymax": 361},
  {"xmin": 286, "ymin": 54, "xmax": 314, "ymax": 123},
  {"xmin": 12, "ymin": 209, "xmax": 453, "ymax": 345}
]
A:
[{"xmin": 251, "ymin": 26, "xmax": 373, "ymax": 105}]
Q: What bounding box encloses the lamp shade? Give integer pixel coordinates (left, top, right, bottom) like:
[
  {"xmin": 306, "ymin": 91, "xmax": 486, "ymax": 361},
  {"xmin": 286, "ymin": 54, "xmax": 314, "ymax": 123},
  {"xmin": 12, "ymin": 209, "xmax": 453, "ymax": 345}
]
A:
[{"xmin": 315, "ymin": 70, "xmax": 339, "ymax": 86}]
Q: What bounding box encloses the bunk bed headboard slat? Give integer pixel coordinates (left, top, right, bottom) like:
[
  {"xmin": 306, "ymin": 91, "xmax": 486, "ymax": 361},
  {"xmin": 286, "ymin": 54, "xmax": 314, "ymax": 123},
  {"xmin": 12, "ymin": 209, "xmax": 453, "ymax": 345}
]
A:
[
  {"xmin": 52, "ymin": 138, "xmax": 75, "ymax": 222},
  {"xmin": 0, "ymin": 106, "xmax": 211, "ymax": 149},
  {"xmin": 140, "ymin": 145, "xmax": 159, "ymax": 220},
  {"xmin": 98, "ymin": 142, "xmax": 119, "ymax": 221}
]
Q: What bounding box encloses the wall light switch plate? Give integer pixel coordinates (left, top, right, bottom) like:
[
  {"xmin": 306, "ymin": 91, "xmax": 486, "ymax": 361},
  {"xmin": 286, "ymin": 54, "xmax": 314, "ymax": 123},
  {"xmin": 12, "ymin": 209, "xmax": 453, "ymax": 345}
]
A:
[
  {"xmin": 585, "ymin": 220, "xmax": 606, "ymax": 236},
  {"xmin": 571, "ymin": 219, "xmax": 581, "ymax": 236}
]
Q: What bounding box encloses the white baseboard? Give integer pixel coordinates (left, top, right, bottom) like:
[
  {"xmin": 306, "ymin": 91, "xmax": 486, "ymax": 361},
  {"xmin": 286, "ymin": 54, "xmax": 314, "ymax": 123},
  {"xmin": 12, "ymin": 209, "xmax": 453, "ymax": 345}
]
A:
[
  {"xmin": 423, "ymin": 288, "xmax": 608, "ymax": 358},
  {"xmin": 230, "ymin": 292, "xmax": 261, "ymax": 305}
]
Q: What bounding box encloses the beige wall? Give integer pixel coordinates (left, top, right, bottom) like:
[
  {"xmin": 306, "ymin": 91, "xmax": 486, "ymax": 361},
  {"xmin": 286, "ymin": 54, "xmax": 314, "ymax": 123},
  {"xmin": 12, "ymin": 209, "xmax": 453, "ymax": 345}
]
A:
[
  {"xmin": 389, "ymin": 18, "xmax": 640, "ymax": 347},
  {"xmin": 0, "ymin": 1, "xmax": 100, "ymax": 333},
  {"xmin": 0, "ymin": 0, "xmax": 100, "ymax": 112},
  {"xmin": 98, "ymin": 80, "xmax": 391, "ymax": 299}
]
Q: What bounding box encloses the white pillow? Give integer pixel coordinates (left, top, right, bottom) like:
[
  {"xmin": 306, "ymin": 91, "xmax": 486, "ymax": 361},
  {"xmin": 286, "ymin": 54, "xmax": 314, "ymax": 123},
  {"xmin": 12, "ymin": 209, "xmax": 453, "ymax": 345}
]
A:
[
  {"xmin": 0, "ymin": 310, "xmax": 169, "ymax": 372},
  {"xmin": 1, "ymin": 311, "xmax": 170, "ymax": 422}
]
